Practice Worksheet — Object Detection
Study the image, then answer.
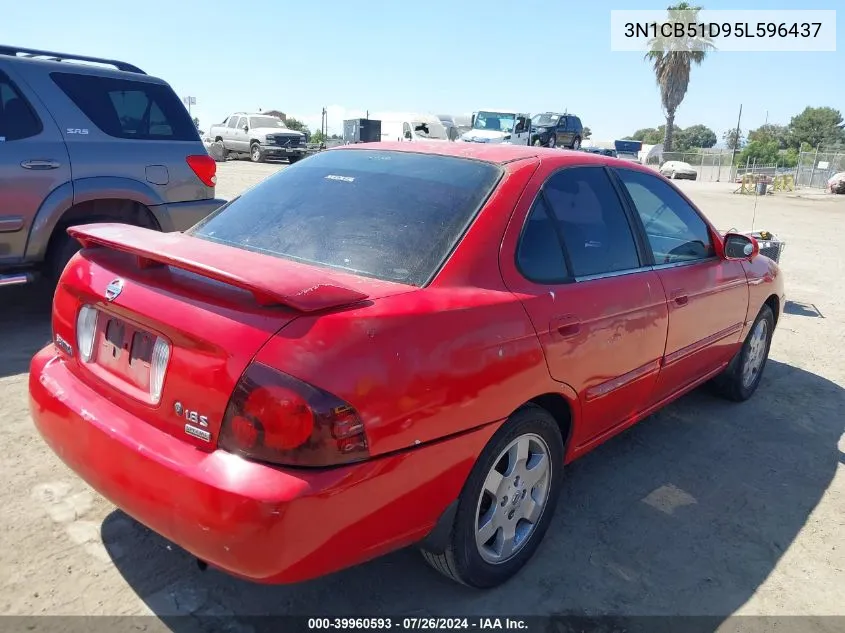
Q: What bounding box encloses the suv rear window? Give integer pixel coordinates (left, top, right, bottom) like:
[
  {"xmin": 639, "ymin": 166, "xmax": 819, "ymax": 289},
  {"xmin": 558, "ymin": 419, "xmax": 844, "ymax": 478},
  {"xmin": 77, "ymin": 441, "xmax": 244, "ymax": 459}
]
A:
[
  {"xmin": 188, "ymin": 149, "xmax": 502, "ymax": 286},
  {"xmin": 50, "ymin": 72, "xmax": 198, "ymax": 141}
]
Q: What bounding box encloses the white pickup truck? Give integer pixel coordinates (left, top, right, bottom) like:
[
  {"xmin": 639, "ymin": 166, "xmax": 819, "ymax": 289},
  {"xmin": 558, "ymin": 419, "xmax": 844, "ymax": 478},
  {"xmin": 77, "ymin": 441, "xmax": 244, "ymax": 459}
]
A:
[
  {"xmin": 208, "ymin": 112, "xmax": 308, "ymax": 163},
  {"xmin": 459, "ymin": 110, "xmax": 532, "ymax": 145}
]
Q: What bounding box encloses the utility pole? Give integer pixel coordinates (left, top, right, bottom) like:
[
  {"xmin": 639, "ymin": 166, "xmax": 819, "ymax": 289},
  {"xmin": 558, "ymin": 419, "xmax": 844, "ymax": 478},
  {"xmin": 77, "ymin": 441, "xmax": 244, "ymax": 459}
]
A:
[
  {"xmin": 183, "ymin": 96, "xmax": 196, "ymax": 114},
  {"xmin": 729, "ymin": 103, "xmax": 742, "ymax": 172}
]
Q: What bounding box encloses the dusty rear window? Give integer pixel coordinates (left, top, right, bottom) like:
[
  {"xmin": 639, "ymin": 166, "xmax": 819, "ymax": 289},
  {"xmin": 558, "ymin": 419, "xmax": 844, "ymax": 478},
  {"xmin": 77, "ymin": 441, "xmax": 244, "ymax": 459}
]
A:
[{"xmin": 189, "ymin": 149, "xmax": 502, "ymax": 286}]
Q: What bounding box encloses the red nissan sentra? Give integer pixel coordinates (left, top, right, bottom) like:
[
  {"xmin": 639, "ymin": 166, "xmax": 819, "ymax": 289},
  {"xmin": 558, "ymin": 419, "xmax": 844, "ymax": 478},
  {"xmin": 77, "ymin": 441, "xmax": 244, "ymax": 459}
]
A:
[{"xmin": 30, "ymin": 142, "xmax": 785, "ymax": 588}]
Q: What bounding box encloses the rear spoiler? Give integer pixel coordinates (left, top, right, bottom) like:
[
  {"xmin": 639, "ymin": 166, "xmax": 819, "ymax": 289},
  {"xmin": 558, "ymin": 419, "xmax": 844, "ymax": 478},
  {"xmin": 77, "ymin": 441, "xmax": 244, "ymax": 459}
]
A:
[{"xmin": 67, "ymin": 224, "xmax": 370, "ymax": 312}]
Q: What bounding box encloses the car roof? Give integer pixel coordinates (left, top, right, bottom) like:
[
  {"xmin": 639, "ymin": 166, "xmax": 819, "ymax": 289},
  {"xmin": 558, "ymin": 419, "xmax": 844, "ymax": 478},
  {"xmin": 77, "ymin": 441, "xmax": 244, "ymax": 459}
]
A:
[
  {"xmin": 1, "ymin": 53, "xmax": 167, "ymax": 84},
  {"xmin": 333, "ymin": 141, "xmax": 648, "ymax": 170}
]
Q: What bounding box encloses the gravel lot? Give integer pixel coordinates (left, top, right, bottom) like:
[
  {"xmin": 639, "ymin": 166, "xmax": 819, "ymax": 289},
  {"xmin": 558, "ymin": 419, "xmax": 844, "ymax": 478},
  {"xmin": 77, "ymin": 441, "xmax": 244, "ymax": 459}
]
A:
[{"xmin": 1, "ymin": 160, "xmax": 843, "ymax": 628}]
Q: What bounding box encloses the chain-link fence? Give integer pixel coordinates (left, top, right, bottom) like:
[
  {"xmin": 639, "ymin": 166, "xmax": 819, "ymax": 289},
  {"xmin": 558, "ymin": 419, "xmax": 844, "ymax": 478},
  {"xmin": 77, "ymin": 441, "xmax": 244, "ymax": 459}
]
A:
[
  {"xmin": 648, "ymin": 150, "xmax": 736, "ymax": 182},
  {"xmin": 795, "ymin": 149, "xmax": 845, "ymax": 188}
]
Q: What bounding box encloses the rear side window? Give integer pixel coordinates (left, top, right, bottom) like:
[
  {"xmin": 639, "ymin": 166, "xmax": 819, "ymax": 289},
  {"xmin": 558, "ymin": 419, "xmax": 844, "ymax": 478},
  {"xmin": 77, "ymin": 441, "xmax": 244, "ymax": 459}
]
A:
[
  {"xmin": 543, "ymin": 167, "xmax": 641, "ymax": 277},
  {"xmin": 189, "ymin": 150, "xmax": 502, "ymax": 286},
  {"xmin": 0, "ymin": 71, "xmax": 42, "ymax": 140},
  {"xmin": 50, "ymin": 72, "xmax": 198, "ymax": 141}
]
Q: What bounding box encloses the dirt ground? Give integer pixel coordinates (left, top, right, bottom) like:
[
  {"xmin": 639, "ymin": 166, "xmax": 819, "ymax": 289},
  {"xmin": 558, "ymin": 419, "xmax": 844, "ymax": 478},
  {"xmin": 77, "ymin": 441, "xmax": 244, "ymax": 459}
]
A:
[{"xmin": 1, "ymin": 160, "xmax": 843, "ymax": 628}]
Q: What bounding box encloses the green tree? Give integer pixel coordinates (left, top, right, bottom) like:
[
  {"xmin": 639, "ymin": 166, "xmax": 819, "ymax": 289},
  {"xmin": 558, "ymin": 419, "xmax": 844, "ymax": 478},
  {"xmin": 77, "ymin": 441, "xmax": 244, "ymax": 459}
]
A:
[
  {"xmin": 582, "ymin": 126, "xmax": 592, "ymax": 139},
  {"xmin": 723, "ymin": 128, "xmax": 744, "ymax": 150},
  {"xmin": 748, "ymin": 124, "xmax": 788, "ymax": 149},
  {"xmin": 284, "ymin": 117, "xmax": 310, "ymax": 134},
  {"xmin": 645, "ymin": 2, "xmax": 714, "ymax": 152},
  {"xmin": 679, "ymin": 124, "xmax": 716, "ymax": 148},
  {"xmin": 192, "ymin": 117, "xmax": 200, "ymax": 130},
  {"xmin": 787, "ymin": 107, "xmax": 845, "ymax": 149},
  {"xmin": 310, "ymin": 130, "xmax": 326, "ymax": 144},
  {"xmin": 737, "ymin": 140, "xmax": 780, "ymax": 166}
]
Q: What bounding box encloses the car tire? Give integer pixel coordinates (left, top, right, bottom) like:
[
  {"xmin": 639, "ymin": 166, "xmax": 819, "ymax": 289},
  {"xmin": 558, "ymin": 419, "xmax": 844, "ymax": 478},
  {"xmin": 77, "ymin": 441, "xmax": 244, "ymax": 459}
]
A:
[
  {"xmin": 547, "ymin": 135, "xmax": 556, "ymax": 149},
  {"xmin": 46, "ymin": 231, "xmax": 83, "ymax": 284},
  {"xmin": 288, "ymin": 155, "xmax": 301, "ymax": 164},
  {"xmin": 420, "ymin": 404, "xmax": 564, "ymax": 588},
  {"xmin": 250, "ymin": 143, "xmax": 265, "ymax": 163},
  {"xmin": 710, "ymin": 304, "xmax": 775, "ymax": 402},
  {"xmin": 571, "ymin": 136, "xmax": 581, "ymax": 150},
  {"xmin": 215, "ymin": 138, "xmax": 228, "ymax": 160},
  {"xmin": 533, "ymin": 139, "xmax": 543, "ymax": 147}
]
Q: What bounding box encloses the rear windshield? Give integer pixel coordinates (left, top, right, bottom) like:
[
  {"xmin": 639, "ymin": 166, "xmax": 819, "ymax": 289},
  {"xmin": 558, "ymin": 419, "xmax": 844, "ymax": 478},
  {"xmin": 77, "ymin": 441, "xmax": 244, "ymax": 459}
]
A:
[
  {"xmin": 188, "ymin": 149, "xmax": 502, "ymax": 286},
  {"xmin": 50, "ymin": 72, "xmax": 199, "ymax": 141}
]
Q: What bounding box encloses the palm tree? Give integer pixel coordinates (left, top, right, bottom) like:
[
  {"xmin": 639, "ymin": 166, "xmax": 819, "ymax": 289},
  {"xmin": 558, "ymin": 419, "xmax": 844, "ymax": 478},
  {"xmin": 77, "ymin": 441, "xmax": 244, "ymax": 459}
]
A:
[{"xmin": 646, "ymin": 2, "xmax": 714, "ymax": 152}]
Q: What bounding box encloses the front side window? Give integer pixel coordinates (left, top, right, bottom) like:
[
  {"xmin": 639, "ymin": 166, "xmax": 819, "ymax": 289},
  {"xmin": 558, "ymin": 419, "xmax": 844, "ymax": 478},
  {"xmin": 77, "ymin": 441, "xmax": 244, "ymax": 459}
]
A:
[
  {"xmin": 615, "ymin": 168, "xmax": 715, "ymax": 264},
  {"xmin": 542, "ymin": 167, "xmax": 641, "ymax": 277},
  {"xmin": 51, "ymin": 73, "xmax": 197, "ymax": 141},
  {"xmin": 189, "ymin": 150, "xmax": 502, "ymax": 286}
]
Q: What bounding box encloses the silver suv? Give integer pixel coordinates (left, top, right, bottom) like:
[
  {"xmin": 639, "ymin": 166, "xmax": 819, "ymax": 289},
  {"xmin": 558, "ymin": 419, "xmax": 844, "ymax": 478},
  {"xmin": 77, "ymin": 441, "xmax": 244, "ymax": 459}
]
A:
[{"xmin": 0, "ymin": 45, "xmax": 226, "ymax": 287}]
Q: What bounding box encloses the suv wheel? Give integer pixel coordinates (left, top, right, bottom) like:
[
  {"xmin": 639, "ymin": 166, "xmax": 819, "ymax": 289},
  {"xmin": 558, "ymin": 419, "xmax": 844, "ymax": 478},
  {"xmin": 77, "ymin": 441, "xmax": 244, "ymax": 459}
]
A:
[
  {"xmin": 250, "ymin": 143, "xmax": 265, "ymax": 163},
  {"xmin": 547, "ymin": 135, "xmax": 556, "ymax": 149},
  {"xmin": 572, "ymin": 136, "xmax": 582, "ymax": 150},
  {"xmin": 46, "ymin": 231, "xmax": 83, "ymax": 283}
]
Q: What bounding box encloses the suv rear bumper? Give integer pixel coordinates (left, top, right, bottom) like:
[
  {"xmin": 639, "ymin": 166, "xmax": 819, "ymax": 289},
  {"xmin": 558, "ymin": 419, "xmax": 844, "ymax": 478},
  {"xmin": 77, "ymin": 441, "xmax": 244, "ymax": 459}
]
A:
[{"xmin": 153, "ymin": 197, "xmax": 227, "ymax": 232}]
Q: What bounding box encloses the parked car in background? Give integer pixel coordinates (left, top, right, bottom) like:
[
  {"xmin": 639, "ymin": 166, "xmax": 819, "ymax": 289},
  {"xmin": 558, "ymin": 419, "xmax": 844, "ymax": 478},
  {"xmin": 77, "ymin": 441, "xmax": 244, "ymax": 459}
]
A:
[
  {"xmin": 208, "ymin": 112, "xmax": 308, "ymax": 163},
  {"xmin": 0, "ymin": 44, "xmax": 225, "ymax": 288},
  {"xmin": 460, "ymin": 110, "xmax": 532, "ymax": 145},
  {"xmin": 529, "ymin": 112, "xmax": 584, "ymax": 149},
  {"xmin": 582, "ymin": 147, "xmax": 617, "ymax": 158},
  {"xmin": 827, "ymin": 171, "xmax": 845, "ymax": 194},
  {"xmin": 31, "ymin": 142, "xmax": 784, "ymax": 590},
  {"xmin": 660, "ymin": 160, "xmax": 698, "ymax": 180}
]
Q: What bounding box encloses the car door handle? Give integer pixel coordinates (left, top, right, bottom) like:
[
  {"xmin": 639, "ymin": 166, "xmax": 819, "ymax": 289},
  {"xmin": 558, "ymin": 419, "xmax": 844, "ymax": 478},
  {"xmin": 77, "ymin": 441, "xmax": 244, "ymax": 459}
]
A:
[
  {"xmin": 669, "ymin": 289, "xmax": 689, "ymax": 306},
  {"xmin": 21, "ymin": 159, "xmax": 60, "ymax": 170},
  {"xmin": 551, "ymin": 315, "xmax": 581, "ymax": 338}
]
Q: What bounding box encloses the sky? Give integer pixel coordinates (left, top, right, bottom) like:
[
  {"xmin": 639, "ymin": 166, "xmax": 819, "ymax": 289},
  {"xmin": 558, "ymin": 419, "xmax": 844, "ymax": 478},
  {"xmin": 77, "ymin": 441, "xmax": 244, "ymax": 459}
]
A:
[{"xmin": 4, "ymin": 0, "xmax": 842, "ymax": 141}]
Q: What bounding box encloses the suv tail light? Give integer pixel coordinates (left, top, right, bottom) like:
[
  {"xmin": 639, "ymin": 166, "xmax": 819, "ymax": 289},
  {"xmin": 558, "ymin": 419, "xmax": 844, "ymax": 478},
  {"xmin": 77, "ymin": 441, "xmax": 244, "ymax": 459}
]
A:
[
  {"xmin": 186, "ymin": 154, "xmax": 217, "ymax": 187},
  {"xmin": 219, "ymin": 363, "xmax": 370, "ymax": 467}
]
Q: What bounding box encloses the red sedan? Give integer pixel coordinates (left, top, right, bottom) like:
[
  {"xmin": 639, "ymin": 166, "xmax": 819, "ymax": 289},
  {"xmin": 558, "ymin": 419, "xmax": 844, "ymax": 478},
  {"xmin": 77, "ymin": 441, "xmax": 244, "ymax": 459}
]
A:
[{"xmin": 30, "ymin": 142, "xmax": 784, "ymax": 588}]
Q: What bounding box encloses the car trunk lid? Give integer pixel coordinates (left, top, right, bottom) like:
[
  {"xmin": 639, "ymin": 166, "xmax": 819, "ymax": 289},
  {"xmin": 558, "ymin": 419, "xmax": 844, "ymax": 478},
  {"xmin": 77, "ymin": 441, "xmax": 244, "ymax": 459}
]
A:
[{"xmin": 52, "ymin": 223, "xmax": 409, "ymax": 450}]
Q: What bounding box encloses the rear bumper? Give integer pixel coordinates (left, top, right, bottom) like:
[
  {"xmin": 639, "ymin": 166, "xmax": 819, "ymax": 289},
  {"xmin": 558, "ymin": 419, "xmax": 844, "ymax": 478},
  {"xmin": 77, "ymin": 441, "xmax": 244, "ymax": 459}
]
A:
[
  {"xmin": 29, "ymin": 346, "xmax": 497, "ymax": 583},
  {"xmin": 152, "ymin": 197, "xmax": 227, "ymax": 232}
]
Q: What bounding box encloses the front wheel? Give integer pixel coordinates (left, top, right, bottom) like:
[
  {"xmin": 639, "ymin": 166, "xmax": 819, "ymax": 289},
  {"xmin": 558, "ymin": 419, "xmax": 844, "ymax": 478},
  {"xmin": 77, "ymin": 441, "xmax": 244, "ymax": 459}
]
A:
[
  {"xmin": 710, "ymin": 304, "xmax": 774, "ymax": 402},
  {"xmin": 250, "ymin": 143, "xmax": 265, "ymax": 163},
  {"xmin": 420, "ymin": 405, "xmax": 564, "ymax": 588},
  {"xmin": 547, "ymin": 135, "xmax": 556, "ymax": 149}
]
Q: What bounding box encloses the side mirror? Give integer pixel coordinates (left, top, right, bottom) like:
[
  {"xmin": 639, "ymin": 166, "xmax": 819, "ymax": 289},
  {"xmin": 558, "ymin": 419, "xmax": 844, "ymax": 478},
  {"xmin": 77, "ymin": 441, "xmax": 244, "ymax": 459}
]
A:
[
  {"xmin": 404, "ymin": 131, "xmax": 412, "ymax": 140},
  {"xmin": 723, "ymin": 232, "xmax": 759, "ymax": 260},
  {"xmin": 243, "ymin": 125, "xmax": 249, "ymax": 132}
]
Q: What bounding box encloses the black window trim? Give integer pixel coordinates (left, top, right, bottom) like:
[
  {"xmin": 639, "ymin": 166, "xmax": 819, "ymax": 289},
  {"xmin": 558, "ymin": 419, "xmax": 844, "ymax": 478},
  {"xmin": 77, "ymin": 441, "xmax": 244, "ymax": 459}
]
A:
[
  {"xmin": 0, "ymin": 69, "xmax": 44, "ymax": 140},
  {"xmin": 514, "ymin": 164, "xmax": 654, "ymax": 286},
  {"xmin": 609, "ymin": 165, "xmax": 721, "ymax": 270}
]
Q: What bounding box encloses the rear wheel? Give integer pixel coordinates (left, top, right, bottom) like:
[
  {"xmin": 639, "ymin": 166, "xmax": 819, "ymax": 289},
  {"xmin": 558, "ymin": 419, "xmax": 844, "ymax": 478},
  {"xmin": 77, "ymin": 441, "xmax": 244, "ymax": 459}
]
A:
[
  {"xmin": 547, "ymin": 135, "xmax": 556, "ymax": 149},
  {"xmin": 250, "ymin": 143, "xmax": 265, "ymax": 163},
  {"xmin": 711, "ymin": 304, "xmax": 774, "ymax": 402},
  {"xmin": 571, "ymin": 136, "xmax": 581, "ymax": 150},
  {"xmin": 420, "ymin": 405, "xmax": 564, "ymax": 588}
]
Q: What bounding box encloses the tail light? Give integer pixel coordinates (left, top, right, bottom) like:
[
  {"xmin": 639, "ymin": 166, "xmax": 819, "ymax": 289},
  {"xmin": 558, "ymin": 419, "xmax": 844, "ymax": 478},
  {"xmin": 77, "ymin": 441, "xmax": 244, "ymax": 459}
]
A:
[
  {"xmin": 76, "ymin": 305, "xmax": 99, "ymax": 362},
  {"xmin": 219, "ymin": 363, "xmax": 369, "ymax": 467},
  {"xmin": 186, "ymin": 154, "xmax": 217, "ymax": 187}
]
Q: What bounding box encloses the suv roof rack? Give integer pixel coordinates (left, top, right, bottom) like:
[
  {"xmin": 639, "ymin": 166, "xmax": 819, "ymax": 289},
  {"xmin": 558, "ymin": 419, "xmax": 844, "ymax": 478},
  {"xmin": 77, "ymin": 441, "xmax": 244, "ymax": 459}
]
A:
[{"xmin": 0, "ymin": 45, "xmax": 145, "ymax": 74}]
